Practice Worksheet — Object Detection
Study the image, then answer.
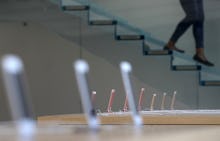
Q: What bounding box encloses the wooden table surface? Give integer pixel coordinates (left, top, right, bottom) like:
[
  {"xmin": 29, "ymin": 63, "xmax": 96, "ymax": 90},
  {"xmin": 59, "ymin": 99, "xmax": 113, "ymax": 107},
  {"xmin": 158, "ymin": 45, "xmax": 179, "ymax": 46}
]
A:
[
  {"xmin": 38, "ymin": 110, "xmax": 220, "ymax": 125},
  {"xmin": 20, "ymin": 110, "xmax": 219, "ymax": 141}
]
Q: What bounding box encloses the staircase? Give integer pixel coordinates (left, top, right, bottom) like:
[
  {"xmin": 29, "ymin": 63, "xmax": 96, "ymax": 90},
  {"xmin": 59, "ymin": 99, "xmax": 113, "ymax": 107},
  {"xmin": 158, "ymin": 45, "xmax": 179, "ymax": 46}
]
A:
[{"xmin": 49, "ymin": 0, "xmax": 220, "ymax": 87}]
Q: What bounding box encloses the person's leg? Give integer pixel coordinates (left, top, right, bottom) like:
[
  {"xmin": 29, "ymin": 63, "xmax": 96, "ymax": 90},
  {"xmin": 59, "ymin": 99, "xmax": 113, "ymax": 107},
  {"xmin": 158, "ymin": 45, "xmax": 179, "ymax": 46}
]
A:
[
  {"xmin": 165, "ymin": 0, "xmax": 193, "ymax": 53},
  {"xmin": 193, "ymin": 21, "xmax": 204, "ymax": 54},
  {"xmin": 168, "ymin": 19, "xmax": 192, "ymax": 45},
  {"xmin": 192, "ymin": 0, "xmax": 214, "ymax": 66},
  {"xmin": 192, "ymin": 0, "xmax": 204, "ymax": 49},
  {"xmin": 165, "ymin": 19, "xmax": 191, "ymax": 53}
]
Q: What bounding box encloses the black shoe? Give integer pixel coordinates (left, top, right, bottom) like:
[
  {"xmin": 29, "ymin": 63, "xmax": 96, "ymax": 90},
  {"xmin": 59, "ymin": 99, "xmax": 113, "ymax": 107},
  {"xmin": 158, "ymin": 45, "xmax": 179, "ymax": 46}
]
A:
[
  {"xmin": 163, "ymin": 46, "xmax": 185, "ymax": 53},
  {"xmin": 193, "ymin": 54, "xmax": 214, "ymax": 67}
]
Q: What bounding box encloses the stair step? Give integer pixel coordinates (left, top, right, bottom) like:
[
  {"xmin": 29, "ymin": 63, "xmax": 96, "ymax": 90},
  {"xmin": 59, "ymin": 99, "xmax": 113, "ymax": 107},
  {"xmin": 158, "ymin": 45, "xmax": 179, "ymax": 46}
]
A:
[
  {"xmin": 172, "ymin": 65, "xmax": 201, "ymax": 71},
  {"xmin": 200, "ymin": 81, "xmax": 220, "ymax": 86},
  {"xmin": 144, "ymin": 50, "xmax": 172, "ymax": 55},
  {"xmin": 142, "ymin": 42, "xmax": 171, "ymax": 55},
  {"xmin": 62, "ymin": 5, "xmax": 89, "ymax": 11},
  {"xmin": 116, "ymin": 35, "xmax": 145, "ymax": 40},
  {"xmin": 89, "ymin": 20, "xmax": 117, "ymax": 25}
]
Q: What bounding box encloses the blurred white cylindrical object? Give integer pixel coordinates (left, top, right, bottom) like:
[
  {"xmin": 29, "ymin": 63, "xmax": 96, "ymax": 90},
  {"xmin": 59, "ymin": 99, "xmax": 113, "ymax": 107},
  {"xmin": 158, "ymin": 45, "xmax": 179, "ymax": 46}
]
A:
[
  {"xmin": 74, "ymin": 60, "xmax": 99, "ymax": 129},
  {"xmin": 1, "ymin": 54, "xmax": 35, "ymax": 141},
  {"xmin": 120, "ymin": 61, "xmax": 143, "ymax": 126}
]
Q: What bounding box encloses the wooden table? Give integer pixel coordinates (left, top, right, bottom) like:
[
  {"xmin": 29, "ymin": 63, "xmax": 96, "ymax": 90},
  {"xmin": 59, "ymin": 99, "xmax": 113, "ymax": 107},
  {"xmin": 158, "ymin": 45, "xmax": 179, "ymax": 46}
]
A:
[
  {"xmin": 27, "ymin": 110, "xmax": 220, "ymax": 141},
  {"xmin": 38, "ymin": 110, "xmax": 220, "ymax": 125}
]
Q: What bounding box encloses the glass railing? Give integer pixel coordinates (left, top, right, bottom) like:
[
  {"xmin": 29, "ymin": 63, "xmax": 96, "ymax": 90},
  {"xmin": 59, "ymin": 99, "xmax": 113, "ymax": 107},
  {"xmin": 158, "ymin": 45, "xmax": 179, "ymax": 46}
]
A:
[
  {"xmin": 49, "ymin": 0, "xmax": 220, "ymax": 111},
  {"xmin": 51, "ymin": 0, "xmax": 220, "ymax": 76}
]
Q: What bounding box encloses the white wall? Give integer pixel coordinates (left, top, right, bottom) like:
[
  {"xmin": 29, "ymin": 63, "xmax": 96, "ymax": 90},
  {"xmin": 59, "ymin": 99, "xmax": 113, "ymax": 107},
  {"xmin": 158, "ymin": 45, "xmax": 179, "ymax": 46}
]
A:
[{"xmin": 0, "ymin": 22, "xmax": 82, "ymax": 120}]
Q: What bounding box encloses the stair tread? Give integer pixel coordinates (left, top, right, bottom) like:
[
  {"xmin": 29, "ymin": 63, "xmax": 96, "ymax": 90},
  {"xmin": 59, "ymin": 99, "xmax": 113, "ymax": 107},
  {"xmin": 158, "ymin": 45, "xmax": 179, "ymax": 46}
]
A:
[
  {"xmin": 116, "ymin": 35, "xmax": 145, "ymax": 40},
  {"xmin": 172, "ymin": 65, "xmax": 201, "ymax": 71},
  {"xmin": 62, "ymin": 5, "xmax": 89, "ymax": 11},
  {"xmin": 144, "ymin": 49, "xmax": 172, "ymax": 55},
  {"xmin": 201, "ymin": 80, "xmax": 220, "ymax": 86},
  {"xmin": 89, "ymin": 20, "xmax": 117, "ymax": 25}
]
